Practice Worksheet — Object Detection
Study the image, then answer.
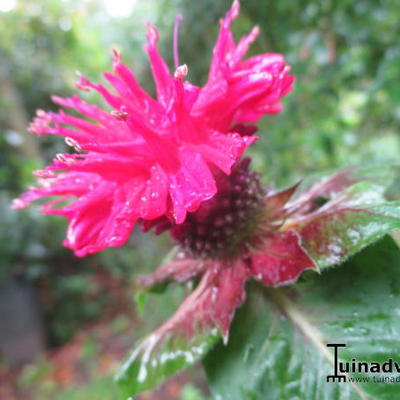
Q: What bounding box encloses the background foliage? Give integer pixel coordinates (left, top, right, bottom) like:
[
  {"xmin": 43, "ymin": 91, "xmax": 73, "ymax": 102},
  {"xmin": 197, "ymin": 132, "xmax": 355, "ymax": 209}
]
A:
[{"xmin": 0, "ymin": 0, "xmax": 399, "ymax": 399}]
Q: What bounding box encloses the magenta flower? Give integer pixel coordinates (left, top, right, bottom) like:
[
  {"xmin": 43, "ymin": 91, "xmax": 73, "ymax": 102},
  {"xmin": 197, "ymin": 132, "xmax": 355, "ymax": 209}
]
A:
[{"xmin": 13, "ymin": 1, "xmax": 293, "ymax": 257}]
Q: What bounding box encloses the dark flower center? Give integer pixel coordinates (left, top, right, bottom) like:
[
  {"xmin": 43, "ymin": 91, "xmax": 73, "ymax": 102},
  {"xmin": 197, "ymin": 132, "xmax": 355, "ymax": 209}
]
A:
[{"xmin": 171, "ymin": 158, "xmax": 265, "ymax": 259}]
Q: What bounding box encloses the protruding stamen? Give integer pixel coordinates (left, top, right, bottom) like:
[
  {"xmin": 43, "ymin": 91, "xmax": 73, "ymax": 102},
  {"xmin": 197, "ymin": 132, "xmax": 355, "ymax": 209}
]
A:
[
  {"xmin": 33, "ymin": 169, "xmax": 56, "ymax": 178},
  {"xmin": 174, "ymin": 64, "xmax": 188, "ymax": 79},
  {"xmin": 111, "ymin": 108, "xmax": 129, "ymax": 120},
  {"xmin": 173, "ymin": 14, "xmax": 183, "ymax": 69},
  {"xmin": 65, "ymin": 137, "xmax": 82, "ymax": 152},
  {"xmin": 56, "ymin": 153, "xmax": 75, "ymax": 165}
]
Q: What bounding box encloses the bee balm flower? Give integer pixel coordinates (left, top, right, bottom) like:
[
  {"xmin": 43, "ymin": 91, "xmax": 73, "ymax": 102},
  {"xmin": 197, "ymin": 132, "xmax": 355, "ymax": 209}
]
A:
[{"xmin": 14, "ymin": 1, "xmax": 293, "ymax": 259}]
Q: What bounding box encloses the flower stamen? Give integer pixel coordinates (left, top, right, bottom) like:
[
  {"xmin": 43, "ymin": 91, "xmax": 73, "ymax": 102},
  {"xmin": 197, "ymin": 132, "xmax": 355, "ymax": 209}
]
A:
[{"xmin": 173, "ymin": 14, "xmax": 183, "ymax": 69}]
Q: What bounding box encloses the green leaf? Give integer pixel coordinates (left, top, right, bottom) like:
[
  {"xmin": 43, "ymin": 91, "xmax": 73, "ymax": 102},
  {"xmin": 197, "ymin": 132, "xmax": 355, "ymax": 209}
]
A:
[
  {"xmin": 283, "ymin": 169, "xmax": 400, "ymax": 270},
  {"xmin": 298, "ymin": 198, "xmax": 400, "ymax": 269},
  {"xmin": 204, "ymin": 236, "xmax": 400, "ymax": 400},
  {"xmin": 116, "ymin": 324, "xmax": 219, "ymax": 398}
]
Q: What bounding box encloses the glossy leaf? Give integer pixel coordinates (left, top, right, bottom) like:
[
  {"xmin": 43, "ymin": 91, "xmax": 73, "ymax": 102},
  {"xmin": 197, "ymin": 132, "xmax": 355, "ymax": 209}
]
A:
[
  {"xmin": 205, "ymin": 236, "xmax": 400, "ymax": 400},
  {"xmin": 116, "ymin": 269, "xmax": 222, "ymax": 398},
  {"xmin": 299, "ymin": 202, "xmax": 400, "ymax": 268},
  {"xmin": 291, "ymin": 179, "xmax": 400, "ymax": 268},
  {"xmin": 116, "ymin": 324, "xmax": 219, "ymax": 398}
]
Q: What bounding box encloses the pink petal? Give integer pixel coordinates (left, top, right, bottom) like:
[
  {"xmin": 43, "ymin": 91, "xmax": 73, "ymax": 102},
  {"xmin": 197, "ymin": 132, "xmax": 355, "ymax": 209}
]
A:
[
  {"xmin": 169, "ymin": 150, "xmax": 216, "ymax": 223},
  {"xmin": 145, "ymin": 24, "xmax": 175, "ymax": 108},
  {"xmin": 190, "ymin": 131, "xmax": 251, "ymax": 175}
]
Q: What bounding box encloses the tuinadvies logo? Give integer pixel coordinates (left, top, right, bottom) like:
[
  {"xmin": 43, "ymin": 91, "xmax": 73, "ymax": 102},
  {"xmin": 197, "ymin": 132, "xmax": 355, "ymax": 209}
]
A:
[{"xmin": 326, "ymin": 343, "xmax": 400, "ymax": 383}]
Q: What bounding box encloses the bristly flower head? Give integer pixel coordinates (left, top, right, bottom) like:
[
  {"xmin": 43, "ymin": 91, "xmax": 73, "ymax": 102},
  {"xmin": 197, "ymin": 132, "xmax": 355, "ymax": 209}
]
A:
[{"xmin": 13, "ymin": 0, "xmax": 294, "ymax": 257}]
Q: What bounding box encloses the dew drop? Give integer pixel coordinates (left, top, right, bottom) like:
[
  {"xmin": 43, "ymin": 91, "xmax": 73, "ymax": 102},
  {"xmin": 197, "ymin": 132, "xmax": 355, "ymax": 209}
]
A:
[{"xmin": 150, "ymin": 192, "xmax": 159, "ymax": 199}]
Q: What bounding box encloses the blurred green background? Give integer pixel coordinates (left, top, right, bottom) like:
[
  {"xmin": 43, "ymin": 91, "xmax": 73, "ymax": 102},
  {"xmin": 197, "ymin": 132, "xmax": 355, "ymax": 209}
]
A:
[{"xmin": 0, "ymin": 0, "xmax": 399, "ymax": 399}]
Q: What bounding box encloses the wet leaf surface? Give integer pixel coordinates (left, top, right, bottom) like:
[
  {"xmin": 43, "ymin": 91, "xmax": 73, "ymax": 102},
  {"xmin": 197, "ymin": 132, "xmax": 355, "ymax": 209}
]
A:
[
  {"xmin": 116, "ymin": 326, "xmax": 218, "ymax": 399},
  {"xmin": 298, "ymin": 201, "xmax": 400, "ymax": 268},
  {"xmin": 205, "ymin": 236, "xmax": 400, "ymax": 400}
]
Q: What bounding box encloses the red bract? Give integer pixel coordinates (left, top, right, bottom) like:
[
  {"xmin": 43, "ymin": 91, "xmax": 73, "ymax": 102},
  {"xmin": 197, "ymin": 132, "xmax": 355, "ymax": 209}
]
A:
[
  {"xmin": 14, "ymin": 2, "xmax": 293, "ymax": 256},
  {"xmin": 136, "ymin": 163, "xmax": 316, "ymax": 342},
  {"xmin": 135, "ymin": 163, "xmax": 392, "ymax": 349}
]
